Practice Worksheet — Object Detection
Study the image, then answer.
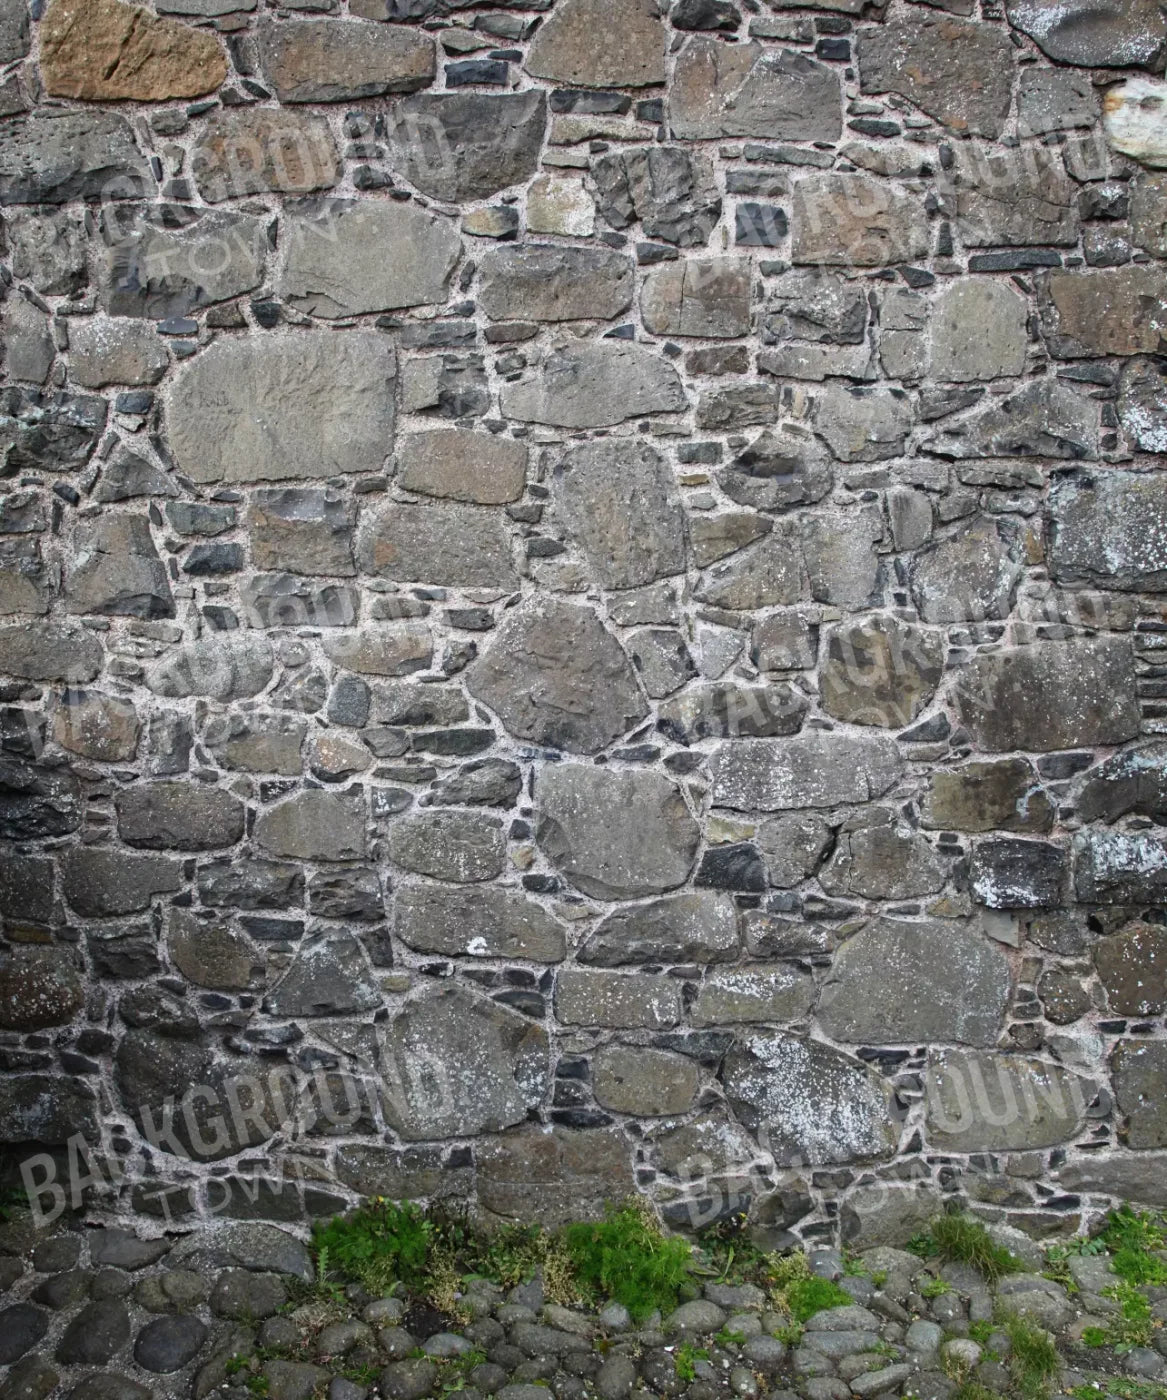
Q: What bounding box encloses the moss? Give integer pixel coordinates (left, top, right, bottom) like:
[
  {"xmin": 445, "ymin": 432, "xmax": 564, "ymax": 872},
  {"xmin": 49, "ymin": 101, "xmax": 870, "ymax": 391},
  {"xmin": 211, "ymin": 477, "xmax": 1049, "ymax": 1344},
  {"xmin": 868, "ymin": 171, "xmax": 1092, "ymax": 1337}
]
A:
[{"xmin": 563, "ymin": 1198, "xmax": 694, "ymax": 1322}]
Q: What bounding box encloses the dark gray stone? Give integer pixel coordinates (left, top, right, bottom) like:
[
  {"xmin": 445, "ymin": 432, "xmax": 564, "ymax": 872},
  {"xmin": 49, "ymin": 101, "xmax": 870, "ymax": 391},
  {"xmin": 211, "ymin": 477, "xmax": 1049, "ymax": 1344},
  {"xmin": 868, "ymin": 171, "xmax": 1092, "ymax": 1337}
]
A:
[
  {"xmin": 592, "ymin": 146, "xmax": 721, "ymax": 247},
  {"xmin": 820, "ymin": 616, "xmax": 943, "ymax": 728},
  {"xmin": 0, "ymin": 1304, "xmax": 48, "ymax": 1365},
  {"xmin": 1005, "ymin": 0, "xmax": 1166, "ymax": 67},
  {"xmin": 133, "ymin": 1315, "xmax": 208, "ymax": 1373},
  {"xmin": 1075, "ymin": 829, "xmax": 1167, "ymax": 904},
  {"xmin": 395, "ymin": 885, "xmax": 565, "ymax": 961},
  {"xmin": 0, "ymin": 387, "xmax": 107, "ymax": 473},
  {"xmin": 116, "ymin": 781, "xmax": 244, "ymax": 851},
  {"xmin": 578, "ymin": 891, "xmax": 740, "ymax": 966},
  {"xmin": 386, "ymin": 92, "xmax": 547, "ymax": 202},
  {"xmin": 257, "ymin": 17, "xmax": 433, "ymax": 101},
  {"xmin": 0, "ymin": 113, "xmax": 149, "ymax": 204},
  {"xmin": 387, "ymin": 810, "xmax": 505, "ymax": 883},
  {"xmin": 264, "ymin": 936, "xmax": 382, "ymax": 1016},
  {"xmin": 671, "ymin": 39, "xmax": 841, "ymax": 141},
  {"xmin": 56, "ymin": 1301, "xmax": 131, "ymax": 1364},
  {"xmin": 501, "ymin": 340, "xmax": 686, "ymax": 428},
  {"xmin": 969, "ymin": 838, "xmax": 1067, "ymax": 909}
]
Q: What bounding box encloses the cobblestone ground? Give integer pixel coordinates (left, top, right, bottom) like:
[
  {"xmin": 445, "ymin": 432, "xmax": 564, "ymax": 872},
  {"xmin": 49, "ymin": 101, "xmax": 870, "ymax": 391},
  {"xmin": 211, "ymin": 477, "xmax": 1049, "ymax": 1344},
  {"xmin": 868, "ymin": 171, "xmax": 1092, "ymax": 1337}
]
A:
[{"xmin": 1, "ymin": 1218, "xmax": 1166, "ymax": 1400}]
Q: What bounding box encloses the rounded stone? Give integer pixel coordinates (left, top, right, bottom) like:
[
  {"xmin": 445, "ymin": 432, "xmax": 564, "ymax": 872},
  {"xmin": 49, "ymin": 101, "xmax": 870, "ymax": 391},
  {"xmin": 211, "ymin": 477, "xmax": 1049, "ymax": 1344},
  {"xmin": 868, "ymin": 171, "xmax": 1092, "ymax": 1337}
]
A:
[{"xmin": 133, "ymin": 1314, "xmax": 209, "ymax": 1373}]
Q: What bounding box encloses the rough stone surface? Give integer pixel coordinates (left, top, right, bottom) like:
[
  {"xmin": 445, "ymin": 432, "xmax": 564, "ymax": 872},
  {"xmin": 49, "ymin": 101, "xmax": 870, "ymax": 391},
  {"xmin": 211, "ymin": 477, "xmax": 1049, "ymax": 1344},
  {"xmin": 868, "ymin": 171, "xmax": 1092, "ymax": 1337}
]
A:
[
  {"xmin": 819, "ymin": 616, "xmax": 943, "ymax": 728},
  {"xmin": 192, "ymin": 108, "xmax": 340, "ymax": 202},
  {"xmin": 479, "ymin": 245, "xmax": 633, "ymax": 323},
  {"xmin": 671, "ymin": 39, "xmax": 841, "ymax": 142},
  {"xmin": 525, "ymin": 0, "xmax": 663, "ymax": 88},
  {"xmin": 501, "ymin": 340, "xmax": 686, "ymax": 428},
  {"xmin": 258, "ymin": 17, "xmax": 432, "ymax": 101},
  {"xmin": 1006, "ymin": 0, "xmax": 1166, "ymax": 67},
  {"xmin": 386, "ymin": 92, "xmax": 547, "ymax": 202},
  {"xmin": 0, "ymin": 113, "xmax": 150, "ymax": 204}
]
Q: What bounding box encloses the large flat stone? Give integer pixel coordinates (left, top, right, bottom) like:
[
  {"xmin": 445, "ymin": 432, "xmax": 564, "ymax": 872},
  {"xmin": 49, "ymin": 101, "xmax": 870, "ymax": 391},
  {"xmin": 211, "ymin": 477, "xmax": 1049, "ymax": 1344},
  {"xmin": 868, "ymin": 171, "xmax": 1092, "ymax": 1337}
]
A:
[
  {"xmin": 0, "ymin": 112, "xmax": 150, "ymax": 205},
  {"xmin": 386, "ymin": 92, "xmax": 546, "ymax": 202},
  {"xmin": 501, "ymin": 340, "xmax": 686, "ymax": 428},
  {"xmin": 0, "ymin": 622, "xmax": 101, "ymax": 682},
  {"xmin": 166, "ymin": 332, "xmax": 395, "ymax": 484},
  {"xmin": 819, "ymin": 615, "xmax": 943, "ymax": 728},
  {"xmin": 524, "ymin": 0, "xmax": 664, "ymax": 88},
  {"xmin": 923, "ymin": 380, "xmax": 1097, "ymax": 460},
  {"xmin": 954, "ymin": 638, "xmax": 1139, "ymax": 752},
  {"xmin": 1041, "ymin": 266, "xmax": 1167, "ymax": 358},
  {"xmin": 820, "ymin": 919, "xmax": 1011, "ymax": 1047},
  {"xmin": 791, "ymin": 173, "xmax": 928, "ymax": 267},
  {"xmin": 279, "ymin": 200, "xmax": 459, "ymax": 317},
  {"xmin": 723, "ymin": 1033, "xmax": 899, "ymax": 1167},
  {"xmin": 192, "ymin": 108, "xmax": 340, "ymax": 202},
  {"xmin": 395, "ymin": 884, "xmax": 565, "ymax": 962},
  {"xmin": 40, "ymin": 0, "xmax": 227, "ymax": 101},
  {"xmin": 257, "ymin": 17, "xmax": 432, "ymax": 101},
  {"xmin": 926, "ymin": 1050, "xmax": 1090, "ymax": 1151},
  {"xmin": 380, "ymin": 986, "xmax": 549, "ymax": 1140},
  {"xmin": 477, "ymin": 1126, "xmax": 634, "ymax": 1224},
  {"xmin": 396, "ymin": 429, "xmax": 527, "ymax": 506},
  {"xmin": 478, "ymin": 244, "xmax": 633, "ymax": 323},
  {"xmin": 641, "ymin": 256, "xmax": 752, "ymax": 339},
  {"xmin": 578, "ymin": 891, "xmax": 740, "ymax": 966},
  {"xmin": 712, "ymin": 734, "xmax": 902, "ymax": 811},
  {"xmin": 536, "ymin": 763, "xmax": 700, "ymax": 900},
  {"xmin": 671, "ymin": 39, "xmax": 841, "ymax": 141},
  {"xmin": 1048, "ymin": 470, "xmax": 1167, "ymax": 591},
  {"xmin": 468, "ymin": 598, "xmax": 646, "ymax": 754},
  {"xmin": 1006, "ymin": 0, "xmax": 1166, "ymax": 67},
  {"xmin": 948, "ymin": 146, "xmax": 1077, "ymax": 248}
]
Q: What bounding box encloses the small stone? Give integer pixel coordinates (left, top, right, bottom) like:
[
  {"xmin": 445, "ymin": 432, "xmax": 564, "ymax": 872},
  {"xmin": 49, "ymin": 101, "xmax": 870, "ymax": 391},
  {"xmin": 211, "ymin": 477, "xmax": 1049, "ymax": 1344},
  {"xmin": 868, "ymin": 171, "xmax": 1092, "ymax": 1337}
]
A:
[
  {"xmin": 527, "ymin": 174, "xmax": 594, "ymax": 236},
  {"xmin": 395, "ymin": 884, "xmax": 565, "ymax": 961},
  {"xmin": 1113, "ymin": 1041, "xmax": 1167, "ymax": 1148},
  {"xmin": 970, "ymin": 837, "xmax": 1066, "ymax": 909},
  {"xmin": 524, "ymin": 0, "xmax": 664, "ymax": 88},
  {"xmin": 56, "ymin": 1300, "xmax": 131, "ymax": 1364},
  {"xmin": 248, "ymin": 488, "xmax": 354, "ymax": 577},
  {"xmin": 929, "ymin": 281, "xmax": 1028, "ymax": 383},
  {"xmin": 5, "ymin": 298, "xmax": 53, "ymax": 384},
  {"xmin": 39, "ymin": 0, "xmax": 226, "ymax": 101},
  {"xmin": 168, "ymin": 908, "xmax": 256, "ymax": 991},
  {"xmin": 910, "ymin": 516, "xmax": 1020, "ymax": 623},
  {"xmin": 66, "ymin": 513, "xmax": 172, "ymax": 620},
  {"xmin": 1075, "ymin": 829, "xmax": 1167, "ymax": 904},
  {"xmin": 0, "ymin": 1304, "xmax": 48, "ymax": 1365},
  {"xmin": 52, "ymin": 689, "xmax": 139, "ymax": 761},
  {"xmin": 258, "ymin": 17, "xmax": 432, "ymax": 101},
  {"xmin": 70, "ymin": 318, "xmax": 169, "ymax": 388},
  {"xmin": 592, "ymin": 145, "xmax": 721, "ymax": 248},
  {"xmin": 133, "ymin": 1315, "xmax": 208, "ymax": 1373},
  {"xmin": 820, "ymin": 817, "xmax": 945, "ymax": 900},
  {"xmin": 1019, "ymin": 67, "xmax": 1099, "ymax": 136},
  {"xmin": 264, "ymin": 936, "xmax": 381, "ymax": 1017},
  {"xmin": 692, "ymin": 964, "xmax": 815, "ymax": 1025},
  {"xmin": 321, "ymin": 627, "xmax": 432, "ymax": 677},
  {"xmin": 536, "ymin": 763, "xmax": 700, "ymax": 900},
  {"xmin": 1042, "ymin": 265, "xmax": 1167, "ymax": 358},
  {"xmin": 0, "ymin": 948, "xmax": 83, "ymax": 1031}
]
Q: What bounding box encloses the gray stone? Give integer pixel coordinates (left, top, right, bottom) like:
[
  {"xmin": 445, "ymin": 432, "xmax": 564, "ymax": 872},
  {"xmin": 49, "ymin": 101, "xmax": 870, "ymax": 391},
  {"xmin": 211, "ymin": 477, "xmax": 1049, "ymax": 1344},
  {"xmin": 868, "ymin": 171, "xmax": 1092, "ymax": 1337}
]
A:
[
  {"xmin": 56, "ymin": 1301, "xmax": 131, "ymax": 1364},
  {"xmin": 671, "ymin": 39, "xmax": 841, "ymax": 141},
  {"xmin": 93, "ymin": 452, "xmax": 177, "ymax": 503},
  {"xmin": 388, "ymin": 811, "xmax": 505, "ymax": 883},
  {"xmin": 592, "ymin": 145, "xmax": 721, "ymax": 247},
  {"xmin": 428, "ymin": 758, "xmax": 522, "ymax": 807},
  {"xmin": 658, "ymin": 681, "xmax": 807, "ymax": 743},
  {"xmin": 801, "ymin": 506, "xmax": 884, "ymax": 610},
  {"xmin": 692, "ymin": 964, "xmax": 816, "ymax": 1026},
  {"xmin": 756, "ymin": 813, "xmax": 832, "ymax": 889},
  {"xmin": 386, "ymin": 92, "xmax": 547, "ymax": 202},
  {"xmin": 0, "ymin": 0, "xmax": 28, "ymax": 63},
  {"xmin": 265, "ymin": 935, "xmax": 381, "ymax": 1017},
  {"xmin": 212, "ymin": 1269, "xmax": 288, "ymax": 1321},
  {"xmin": 536, "ymin": 763, "xmax": 700, "ymax": 900},
  {"xmin": 1006, "ymin": 0, "xmax": 1166, "ymax": 67},
  {"xmin": 1074, "ymin": 829, "xmax": 1167, "ymax": 904},
  {"xmin": 1131, "ymin": 174, "xmax": 1167, "ymax": 256},
  {"xmin": 1019, "ymin": 68, "xmax": 1099, "ymax": 136},
  {"xmin": 921, "ymin": 759, "xmax": 1054, "ymax": 833},
  {"xmin": 925, "ymin": 379, "xmax": 1096, "ymax": 460},
  {"xmin": 555, "ymin": 968, "xmax": 682, "ymax": 1028},
  {"xmin": 256, "ymin": 791, "xmax": 366, "ymax": 861},
  {"xmin": 167, "ymin": 332, "xmax": 395, "ymax": 484},
  {"xmin": 713, "ymin": 733, "xmax": 902, "ymax": 810},
  {"xmin": 468, "ymin": 598, "xmax": 645, "ymax": 754},
  {"xmin": 279, "ymin": 199, "xmax": 459, "ymax": 317},
  {"xmin": 718, "ymin": 428, "xmax": 833, "ymax": 516},
  {"xmin": 1118, "ymin": 357, "xmax": 1167, "ymax": 453},
  {"xmin": 697, "ymin": 525, "xmax": 806, "ymax": 611},
  {"xmin": 478, "ymin": 1127, "xmax": 633, "ymax": 1226},
  {"xmin": 594, "ymin": 1044, "xmax": 699, "ymax": 1116},
  {"xmin": 0, "ymin": 854, "xmax": 53, "ymax": 925},
  {"xmin": 949, "ymin": 146, "xmax": 1077, "ymax": 249},
  {"xmin": 525, "ymin": 0, "xmax": 663, "ymax": 87},
  {"xmin": 248, "ymin": 489, "xmax": 354, "ymax": 577},
  {"xmin": 910, "ymin": 517, "xmax": 1021, "ymax": 623},
  {"xmin": 168, "ymin": 1222, "xmax": 312, "ymax": 1279},
  {"xmin": 192, "ymin": 108, "xmax": 340, "ymax": 202},
  {"xmin": 969, "ymin": 837, "xmax": 1066, "ymax": 909},
  {"xmin": 0, "ymin": 1303, "xmax": 49, "ymax": 1365},
  {"xmin": 690, "ymin": 512, "xmax": 771, "ymax": 568},
  {"xmin": 479, "ymin": 244, "xmax": 633, "ymax": 322},
  {"xmin": 147, "ymin": 632, "xmax": 274, "ymax": 701},
  {"xmin": 69, "ymin": 318, "xmax": 167, "ymax": 388},
  {"xmin": 62, "ymin": 847, "xmax": 182, "ymax": 916},
  {"xmin": 723, "ymin": 1033, "xmax": 899, "ymax": 1167},
  {"xmin": 0, "ymin": 386, "xmax": 106, "ymax": 472},
  {"xmin": 929, "ymin": 281, "xmax": 1027, "ymax": 383},
  {"xmin": 1057, "ymin": 1154, "xmax": 1167, "ymax": 1208},
  {"xmin": 321, "ymin": 627, "xmax": 432, "ymax": 677},
  {"xmin": 551, "ymin": 439, "xmax": 684, "ymax": 589},
  {"xmin": 103, "ymin": 207, "xmax": 267, "ymax": 319},
  {"xmin": 6, "ymin": 208, "xmax": 86, "ymax": 296},
  {"xmin": 627, "ymin": 628, "xmax": 697, "ymax": 697},
  {"xmin": 266, "ymin": 1362, "xmax": 330, "ymax": 1400},
  {"xmin": 820, "ymin": 816, "xmax": 946, "ymax": 900},
  {"xmin": 813, "ymin": 384, "xmax": 911, "ymax": 463},
  {"xmin": 578, "ymin": 891, "xmax": 739, "ymax": 966},
  {"xmin": 360, "ymin": 501, "xmax": 517, "ymax": 588},
  {"xmin": 117, "ymin": 781, "xmax": 244, "ymax": 850},
  {"xmin": 66, "ymin": 513, "xmax": 172, "ymax": 620},
  {"xmin": 820, "ymin": 616, "xmax": 943, "ymax": 728},
  {"xmin": 1041, "ymin": 266, "xmax": 1167, "ymax": 358},
  {"xmin": 395, "ymin": 884, "xmax": 565, "ymax": 961},
  {"xmin": 168, "ymin": 909, "xmax": 257, "ymax": 991},
  {"xmin": 1049, "ymin": 471, "xmax": 1167, "ymax": 593},
  {"xmin": 642, "ymin": 257, "xmax": 751, "ymax": 339},
  {"xmin": 0, "ymin": 759, "xmax": 80, "ymax": 840},
  {"xmin": 501, "ymin": 340, "xmax": 685, "ymax": 428},
  {"xmin": 792, "ymin": 173, "xmax": 928, "ymax": 267},
  {"xmin": 925, "ymin": 1049, "xmax": 1090, "ymax": 1151},
  {"xmin": 954, "ymin": 638, "xmax": 1139, "ymax": 752},
  {"xmin": 0, "ymin": 537, "xmax": 49, "ymax": 615},
  {"xmin": 258, "ymin": 17, "xmax": 432, "ymax": 101},
  {"xmin": 0, "ymin": 948, "xmax": 83, "ymax": 1031},
  {"xmin": 381, "ymin": 985, "xmax": 549, "ymax": 1139},
  {"xmin": 1096, "ymin": 922, "xmax": 1167, "ymax": 1016},
  {"xmin": 396, "ymin": 429, "xmax": 526, "ymax": 506},
  {"xmin": 0, "ymin": 1073, "xmax": 97, "ymax": 1144},
  {"xmin": 5, "ymin": 298, "xmax": 53, "ymax": 384},
  {"xmin": 0, "ymin": 112, "xmax": 149, "ymax": 205},
  {"xmin": 859, "ymin": 17, "xmax": 1013, "ymax": 138},
  {"xmin": 133, "ymin": 1315, "xmax": 208, "ymax": 1373},
  {"xmin": 820, "ymin": 919, "xmax": 1011, "ymax": 1047}
]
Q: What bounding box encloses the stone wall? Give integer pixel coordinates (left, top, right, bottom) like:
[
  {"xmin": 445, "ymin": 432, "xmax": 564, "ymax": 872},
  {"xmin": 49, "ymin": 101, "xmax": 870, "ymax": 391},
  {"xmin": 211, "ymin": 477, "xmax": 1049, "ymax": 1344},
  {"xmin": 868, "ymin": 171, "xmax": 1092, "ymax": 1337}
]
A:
[{"xmin": 1, "ymin": 0, "xmax": 1167, "ymax": 1247}]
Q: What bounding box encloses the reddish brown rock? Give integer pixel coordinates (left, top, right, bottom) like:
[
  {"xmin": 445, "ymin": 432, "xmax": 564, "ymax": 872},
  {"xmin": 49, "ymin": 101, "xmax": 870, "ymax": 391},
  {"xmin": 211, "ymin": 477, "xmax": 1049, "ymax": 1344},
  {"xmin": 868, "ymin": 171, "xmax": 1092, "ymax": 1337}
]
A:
[{"xmin": 40, "ymin": 0, "xmax": 227, "ymax": 101}]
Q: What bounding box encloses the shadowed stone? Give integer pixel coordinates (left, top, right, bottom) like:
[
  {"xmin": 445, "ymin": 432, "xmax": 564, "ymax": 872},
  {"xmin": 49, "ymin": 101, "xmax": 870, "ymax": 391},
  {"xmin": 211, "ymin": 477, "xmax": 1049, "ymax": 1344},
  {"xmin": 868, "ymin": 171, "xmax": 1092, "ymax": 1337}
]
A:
[
  {"xmin": 723, "ymin": 1033, "xmax": 899, "ymax": 1166},
  {"xmin": 168, "ymin": 910, "xmax": 257, "ymax": 992},
  {"xmin": 926, "ymin": 1050, "xmax": 1090, "ymax": 1151},
  {"xmin": 820, "ymin": 919, "xmax": 1011, "ymax": 1047},
  {"xmin": 0, "ymin": 112, "xmax": 150, "ymax": 205},
  {"xmin": 477, "ymin": 1126, "xmax": 634, "ymax": 1224},
  {"xmin": 578, "ymin": 891, "xmax": 740, "ymax": 966},
  {"xmin": 381, "ymin": 985, "xmax": 549, "ymax": 1139},
  {"xmin": 0, "ymin": 948, "xmax": 83, "ymax": 1031},
  {"xmin": 536, "ymin": 763, "xmax": 700, "ymax": 900},
  {"xmin": 167, "ymin": 333, "xmax": 395, "ymax": 484},
  {"xmin": 279, "ymin": 200, "xmax": 460, "ymax": 317},
  {"xmin": 1096, "ymin": 922, "xmax": 1167, "ymax": 1016},
  {"xmin": 40, "ymin": 0, "xmax": 227, "ymax": 101},
  {"xmin": 258, "ymin": 17, "xmax": 432, "ymax": 101},
  {"xmin": 468, "ymin": 598, "xmax": 646, "ymax": 754},
  {"xmin": 116, "ymin": 781, "xmax": 244, "ymax": 851},
  {"xmin": 671, "ymin": 39, "xmax": 841, "ymax": 141},
  {"xmin": 386, "ymin": 92, "xmax": 547, "ymax": 202},
  {"xmin": 0, "ymin": 1074, "xmax": 97, "ymax": 1144},
  {"xmin": 62, "ymin": 848, "xmax": 182, "ymax": 916}
]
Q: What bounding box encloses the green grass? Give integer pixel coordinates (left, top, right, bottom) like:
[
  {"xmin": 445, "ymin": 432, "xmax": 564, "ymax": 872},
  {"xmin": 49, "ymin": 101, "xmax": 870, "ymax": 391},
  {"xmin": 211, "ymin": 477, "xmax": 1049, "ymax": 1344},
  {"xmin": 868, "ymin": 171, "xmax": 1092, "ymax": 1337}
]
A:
[
  {"xmin": 782, "ymin": 1275, "xmax": 853, "ymax": 1323},
  {"xmin": 313, "ymin": 1198, "xmax": 431, "ymax": 1297},
  {"xmin": 1099, "ymin": 1207, "xmax": 1167, "ymax": 1288},
  {"xmin": 563, "ymin": 1199, "xmax": 695, "ymax": 1323},
  {"xmin": 997, "ymin": 1311, "xmax": 1060, "ymax": 1400},
  {"xmin": 674, "ymin": 1343, "xmax": 709, "ymax": 1381},
  {"xmin": 927, "ymin": 1213, "xmax": 1024, "ymax": 1285},
  {"xmin": 921, "ymin": 1276, "xmax": 952, "ymax": 1299},
  {"xmin": 951, "ymin": 1383, "xmax": 1000, "ymax": 1400}
]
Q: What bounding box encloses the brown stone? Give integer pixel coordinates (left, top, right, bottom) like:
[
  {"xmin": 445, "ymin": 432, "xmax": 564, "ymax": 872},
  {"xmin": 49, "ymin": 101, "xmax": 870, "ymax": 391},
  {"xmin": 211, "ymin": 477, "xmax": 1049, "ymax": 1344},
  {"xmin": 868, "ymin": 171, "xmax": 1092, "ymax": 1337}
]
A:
[
  {"xmin": 1041, "ymin": 266, "xmax": 1167, "ymax": 358},
  {"xmin": 40, "ymin": 0, "xmax": 227, "ymax": 101},
  {"xmin": 192, "ymin": 109, "xmax": 340, "ymax": 204},
  {"xmin": 922, "ymin": 760, "xmax": 1054, "ymax": 834},
  {"xmin": 1095, "ymin": 922, "xmax": 1167, "ymax": 1017},
  {"xmin": 524, "ymin": 0, "xmax": 665, "ymax": 89},
  {"xmin": 396, "ymin": 430, "xmax": 527, "ymax": 506},
  {"xmin": 477, "ymin": 1126, "xmax": 635, "ymax": 1224},
  {"xmin": 791, "ymin": 173, "xmax": 929, "ymax": 268}
]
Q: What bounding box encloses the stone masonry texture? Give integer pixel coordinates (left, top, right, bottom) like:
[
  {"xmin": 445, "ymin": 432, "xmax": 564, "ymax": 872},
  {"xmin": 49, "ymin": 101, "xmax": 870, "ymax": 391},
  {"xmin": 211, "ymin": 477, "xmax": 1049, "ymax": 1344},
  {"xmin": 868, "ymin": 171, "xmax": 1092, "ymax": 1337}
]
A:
[{"xmin": 1, "ymin": 0, "xmax": 1167, "ymax": 1270}]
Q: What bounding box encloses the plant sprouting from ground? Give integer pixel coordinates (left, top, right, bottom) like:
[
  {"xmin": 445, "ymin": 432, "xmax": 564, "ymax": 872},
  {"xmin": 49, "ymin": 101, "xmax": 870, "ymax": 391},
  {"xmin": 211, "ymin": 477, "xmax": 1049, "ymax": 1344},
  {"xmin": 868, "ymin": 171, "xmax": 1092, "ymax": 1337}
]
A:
[{"xmin": 563, "ymin": 1198, "xmax": 695, "ymax": 1322}]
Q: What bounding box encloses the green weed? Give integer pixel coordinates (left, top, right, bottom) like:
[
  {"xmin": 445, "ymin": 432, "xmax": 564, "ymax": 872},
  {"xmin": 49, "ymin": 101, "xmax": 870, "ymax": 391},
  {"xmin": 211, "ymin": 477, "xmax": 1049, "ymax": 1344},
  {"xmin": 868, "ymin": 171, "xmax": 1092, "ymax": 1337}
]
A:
[
  {"xmin": 563, "ymin": 1198, "xmax": 695, "ymax": 1323},
  {"xmin": 313, "ymin": 1198, "xmax": 431, "ymax": 1298},
  {"xmin": 782, "ymin": 1276, "xmax": 853, "ymax": 1323},
  {"xmin": 674, "ymin": 1342, "xmax": 709, "ymax": 1381},
  {"xmin": 997, "ymin": 1310, "xmax": 1060, "ymax": 1400},
  {"xmin": 921, "ymin": 1276, "xmax": 951, "ymax": 1299},
  {"xmin": 928, "ymin": 1213, "xmax": 1023, "ymax": 1285}
]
